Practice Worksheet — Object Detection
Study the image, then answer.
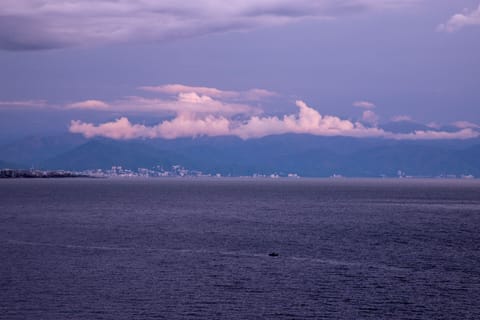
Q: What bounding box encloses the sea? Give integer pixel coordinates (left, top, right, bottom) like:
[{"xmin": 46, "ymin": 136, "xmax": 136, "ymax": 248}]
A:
[{"xmin": 1, "ymin": 178, "xmax": 479, "ymax": 319}]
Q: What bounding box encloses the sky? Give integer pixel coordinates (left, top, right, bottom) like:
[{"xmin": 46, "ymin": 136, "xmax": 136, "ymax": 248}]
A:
[{"xmin": 0, "ymin": 0, "xmax": 479, "ymax": 141}]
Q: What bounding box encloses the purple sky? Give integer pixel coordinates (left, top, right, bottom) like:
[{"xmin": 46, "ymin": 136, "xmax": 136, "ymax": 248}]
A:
[{"xmin": 0, "ymin": 0, "xmax": 479, "ymax": 140}]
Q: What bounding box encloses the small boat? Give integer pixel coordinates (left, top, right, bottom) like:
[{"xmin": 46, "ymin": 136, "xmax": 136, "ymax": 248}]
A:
[{"xmin": 268, "ymin": 252, "xmax": 279, "ymax": 257}]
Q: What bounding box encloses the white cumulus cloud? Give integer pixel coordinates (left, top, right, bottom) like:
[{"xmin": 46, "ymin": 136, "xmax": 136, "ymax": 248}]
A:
[
  {"xmin": 437, "ymin": 4, "xmax": 480, "ymax": 32},
  {"xmin": 67, "ymin": 100, "xmax": 110, "ymax": 110},
  {"xmin": 69, "ymin": 97, "xmax": 479, "ymax": 141},
  {"xmin": 70, "ymin": 100, "xmax": 386, "ymax": 140},
  {"xmin": 452, "ymin": 121, "xmax": 480, "ymax": 129},
  {"xmin": 353, "ymin": 101, "xmax": 376, "ymax": 109},
  {"xmin": 2, "ymin": 83, "xmax": 476, "ymax": 141},
  {"xmin": 362, "ymin": 110, "xmax": 379, "ymax": 125},
  {"xmin": 139, "ymin": 84, "xmax": 277, "ymax": 101},
  {"xmin": 66, "ymin": 87, "xmax": 263, "ymax": 116}
]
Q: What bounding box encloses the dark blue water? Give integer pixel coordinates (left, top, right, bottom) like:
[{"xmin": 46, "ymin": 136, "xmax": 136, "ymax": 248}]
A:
[{"xmin": 1, "ymin": 178, "xmax": 480, "ymax": 319}]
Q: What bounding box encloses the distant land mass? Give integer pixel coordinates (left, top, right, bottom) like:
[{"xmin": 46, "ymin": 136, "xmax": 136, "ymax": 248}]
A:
[
  {"xmin": 0, "ymin": 160, "xmax": 23, "ymax": 170},
  {"xmin": 0, "ymin": 169, "xmax": 88, "ymax": 179},
  {"xmin": 1, "ymin": 127, "xmax": 479, "ymax": 178}
]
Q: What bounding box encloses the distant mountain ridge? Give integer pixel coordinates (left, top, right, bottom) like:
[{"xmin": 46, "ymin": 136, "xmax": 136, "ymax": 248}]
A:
[
  {"xmin": 1, "ymin": 133, "xmax": 478, "ymax": 177},
  {"xmin": 379, "ymin": 120, "xmax": 434, "ymax": 134},
  {"xmin": 0, "ymin": 134, "xmax": 87, "ymax": 168},
  {"xmin": 0, "ymin": 160, "xmax": 23, "ymax": 169}
]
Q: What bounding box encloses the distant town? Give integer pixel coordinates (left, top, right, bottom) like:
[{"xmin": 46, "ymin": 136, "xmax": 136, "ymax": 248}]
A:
[
  {"xmin": 0, "ymin": 165, "xmax": 476, "ymax": 179},
  {"xmin": 0, "ymin": 165, "xmax": 300, "ymax": 179}
]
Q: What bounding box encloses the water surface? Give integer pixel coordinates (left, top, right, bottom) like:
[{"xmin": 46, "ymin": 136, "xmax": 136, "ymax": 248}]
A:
[{"xmin": 1, "ymin": 178, "xmax": 479, "ymax": 319}]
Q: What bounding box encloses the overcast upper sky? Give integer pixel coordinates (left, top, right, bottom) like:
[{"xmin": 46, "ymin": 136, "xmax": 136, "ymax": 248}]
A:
[{"xmin": 0, "ymin": 0, "xmax": 479, "ymax": 140}]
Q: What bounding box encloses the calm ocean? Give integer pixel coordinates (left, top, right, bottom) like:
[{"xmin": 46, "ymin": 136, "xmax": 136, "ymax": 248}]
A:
[{"xmin": 1, "ymin": 178, "xmax": 479, "ymax": 319}]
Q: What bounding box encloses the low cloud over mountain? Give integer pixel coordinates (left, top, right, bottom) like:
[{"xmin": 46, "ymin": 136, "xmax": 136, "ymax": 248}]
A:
[{"xmin": 66, "ymin": 84, "xmax": 479, "ymax": 141}]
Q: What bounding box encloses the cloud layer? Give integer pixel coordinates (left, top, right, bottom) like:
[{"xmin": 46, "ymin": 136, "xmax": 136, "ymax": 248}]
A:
[
  {"xmin": 438, "ymin": 3, "xmax": 480, "ymax": 32},
  {"xmin": 66, "ymin": 92, "xmax": 262, "ymax": 117},
  {"xmin": 69, "ymin": 100, "xmax": 386, "ymax": 140},
  {"xmin": 1, "ymin": 83, "xmax": 476, "ymax": 141},
  {"xmin": 68, "ymin": 86, "xmax": 480, "ymax": 141},
  {"xmin": 391, "ymin": 115, "xmax": 412, "ymax": 122},
  {"xmin": 0, "ymin": 100, "xmax": 47, "ymax": 108},
  {"xmin": 353, "ymin": 101, "xmax": 376, "ymax": 109},
  {"xmin": 67, "ymin": 100, "xmax": 110, "ymax": 110},
  {"xmin": 139, "ymin": 84, "xmax": 277, "ymax": 101},
  {"xmin": 0, "ymin": 0, "xmax": 420, "ymax": 50}
]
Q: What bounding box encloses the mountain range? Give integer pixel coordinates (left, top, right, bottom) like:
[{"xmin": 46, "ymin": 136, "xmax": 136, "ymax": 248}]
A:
[{"xmin": 1, "ymin": 121, "xmax": 479, "ymax": 177}]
